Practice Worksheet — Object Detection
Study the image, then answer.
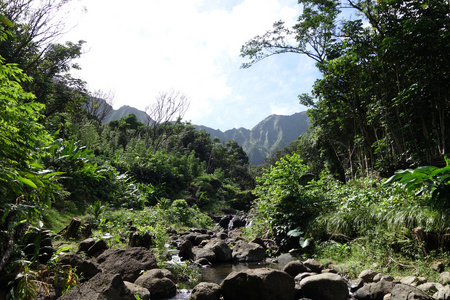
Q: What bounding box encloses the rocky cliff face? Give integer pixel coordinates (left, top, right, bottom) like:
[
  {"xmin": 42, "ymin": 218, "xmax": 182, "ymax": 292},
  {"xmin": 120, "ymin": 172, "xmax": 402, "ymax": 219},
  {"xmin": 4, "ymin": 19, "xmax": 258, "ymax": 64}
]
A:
[{"xmin": 196, "ymin": 112, "xmax": 309, "ymax": 165}]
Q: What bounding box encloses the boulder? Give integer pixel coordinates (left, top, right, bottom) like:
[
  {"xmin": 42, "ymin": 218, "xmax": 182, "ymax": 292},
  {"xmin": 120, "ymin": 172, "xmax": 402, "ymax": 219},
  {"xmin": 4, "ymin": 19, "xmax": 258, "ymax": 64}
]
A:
[
  {"xmin": 295, "ymin": 272, "xmax": 317, "ymax": 282},
  {"xmin": 179, "ymin": 240, "xmax": 195, "ymax": 261},
  {"xmin": 417, "ymin": 282, "xmax": 443, "ymax": 294},
  {"xmin": 58, "ymin": 272, "xmax": 135, "ymax": 300},
  {"xmin": 303, "ymin": 259, "xmax": 323, "ymax": 273},
  {"xmin": 192, "ymin": 247, "xmax": 217, "ymax": 264},
  {"xmin": 276, "ymin": 253, "xmax": 296, "ymax": 266},
  {"xmin": 440, "ymin": 272, "xmax": 450, "ymax": 285},
  {"xmin": 77, "ymin": 238, "xmax": 96, "ymax": 253},
  {"xmin": 87, "ymin": 239, "xmax": 108, "ymax": 257},
  {"xmin": 359, "ymin": 269, "xmax": 379, "ymax": 283},
  {"xmin": 58, "ymin": 253, "xmax": 101, "ymax": 281},
  {"xmin": 434, "ymin": 285, "xmax": 450, "ymax": 300},
  {"xmin": 97, "ymin": 247, "xmax": 157, "ymax": 282},
  {"xmin": 196, "ymin": 257, "xmax": 212, "ymax": 266},
  {"xmin": 232, "ymin": 240, "xmax": 266, "ymax": 262},
  {"xmin": 282, "ymin": 261, "xmax": 310, "ymax": 277},
  {"xmin": 390, "ymin": 284, "xmax": 433, "ymax": 300},
  {"xmin": 124, "ymin": 281, "xmax": 151, "ymax": 300},
  {"xmin": 221, "ymin": 268, "xmax": 295, "ymax": 300},
  {"xmin": 190, "ymin": 282, "xmax": 222, "ymax": 300},
  {"xmin": 251, "ymin": 237, "xmax": 265, "ymax": 248},
  {"xmin": 354, "ymin": 280, "xmax": 395, "ymax": 300},
  {"xmin": 204, "ymin": 238, "xmax": 232, "ymax": 262},
  {"xmin": 134, "ymin": 269, "xmax": 177, "ymax": 299},
  {"xmin": 400, "ymin": 276, "xmax": 418, "ymax": 286},
  {"xmin": 218, "ymin": 215, "xmax": 233, "ymax": 229},
  {"xmin": 230, "ymin": 215, "xmax": 246, "ymax": 229},
  {"xmin": 349, "ymin": 278, "xmax": 365, "ymax": 293},
  {"xmin": 194, "ymin": 234, "xmax": 211, "ymax": 246},
  {"xmin": 373, "ymin": 273, "xmax": 394, "ymax": 282},
  {"xmin": 299, "ymin": 273, "xmax": 348, "ymax": 300}
]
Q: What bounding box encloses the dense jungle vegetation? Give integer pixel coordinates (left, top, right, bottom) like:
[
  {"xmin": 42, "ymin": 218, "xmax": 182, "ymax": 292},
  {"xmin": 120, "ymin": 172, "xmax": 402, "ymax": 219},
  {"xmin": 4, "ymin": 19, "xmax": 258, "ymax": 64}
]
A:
[{"xmin": 0, "ymin": 0, "xmax": 449, "ymax": 298}]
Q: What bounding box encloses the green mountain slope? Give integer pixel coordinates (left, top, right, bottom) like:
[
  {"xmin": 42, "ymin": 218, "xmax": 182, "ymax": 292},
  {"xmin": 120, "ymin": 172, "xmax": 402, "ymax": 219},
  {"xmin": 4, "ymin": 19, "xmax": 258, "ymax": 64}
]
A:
[
  {"xmin": 196, "ymin": 112, "xmax": 309, "ymax": 165},
  {"xmin": 102, "ymin": 103, "xmax": 309, "ymax": 165},
  {"xmin": 103, "ymin": 105, "xmax": 150, "ymax": 124}
]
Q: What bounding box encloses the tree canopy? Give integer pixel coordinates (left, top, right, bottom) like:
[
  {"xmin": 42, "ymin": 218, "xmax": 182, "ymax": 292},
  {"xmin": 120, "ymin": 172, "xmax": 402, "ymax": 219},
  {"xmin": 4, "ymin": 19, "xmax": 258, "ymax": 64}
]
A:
[{"xmin": 242, "ymin": 0, "xmax": 450, "ymax": 179}]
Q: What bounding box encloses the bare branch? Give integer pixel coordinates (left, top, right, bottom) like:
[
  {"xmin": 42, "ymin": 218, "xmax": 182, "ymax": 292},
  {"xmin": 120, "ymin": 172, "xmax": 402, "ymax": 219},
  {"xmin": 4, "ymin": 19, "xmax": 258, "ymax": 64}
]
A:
[
  {"xmin": 144, "ymin": 89, "xmax": 190, "ymax": 150},
  {"xmin": 85, "ymin": 89, "xmax": 116, "ymax": 123}
]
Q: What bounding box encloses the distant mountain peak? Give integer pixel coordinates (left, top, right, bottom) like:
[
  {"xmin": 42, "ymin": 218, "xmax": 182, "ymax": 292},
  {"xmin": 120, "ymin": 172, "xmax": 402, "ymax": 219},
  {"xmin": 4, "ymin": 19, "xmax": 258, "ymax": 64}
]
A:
[{"xmin": 103, "ymin": 104, "xmax": 309, "ymax": 165}]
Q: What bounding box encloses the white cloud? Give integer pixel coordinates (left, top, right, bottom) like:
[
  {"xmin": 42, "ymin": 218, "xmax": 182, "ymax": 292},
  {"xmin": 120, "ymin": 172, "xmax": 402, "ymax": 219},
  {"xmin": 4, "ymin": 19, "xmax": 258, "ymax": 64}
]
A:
[{"xmin": 60, "ymin": 0, "xmax": 315, "ymax": 130}]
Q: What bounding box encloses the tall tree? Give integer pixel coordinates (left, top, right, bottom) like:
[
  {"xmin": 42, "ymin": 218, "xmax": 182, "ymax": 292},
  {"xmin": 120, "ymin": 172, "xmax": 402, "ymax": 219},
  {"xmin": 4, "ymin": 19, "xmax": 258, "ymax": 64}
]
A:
[
  {"xmin": 0, "ymin": 0, "xmax": 88, "ymax": 118},
  {"xmin": 242, "ymin": 0, "xmax": 450, "ymax": 178}
]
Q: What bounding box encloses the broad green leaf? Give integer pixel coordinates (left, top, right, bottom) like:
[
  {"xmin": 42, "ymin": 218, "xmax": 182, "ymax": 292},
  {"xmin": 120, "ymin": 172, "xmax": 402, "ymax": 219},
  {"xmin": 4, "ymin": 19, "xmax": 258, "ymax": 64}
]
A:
[
  {"xmin": 0, "ymin": 14, "xmax": 14, "ymax": 27},
  {"xmin": 56, "ymin": 246, "xmax": 71, "ymax": 254},
  {"xmin": 16, "ymin": 176, "xmax": 37, "ymax": 189}
]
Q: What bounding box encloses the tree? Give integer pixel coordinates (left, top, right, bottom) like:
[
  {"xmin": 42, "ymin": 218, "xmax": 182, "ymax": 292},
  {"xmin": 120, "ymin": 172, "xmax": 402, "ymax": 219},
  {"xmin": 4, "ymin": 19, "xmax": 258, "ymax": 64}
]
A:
[
  {"xmin": 84, "ymin": 89, "xmax": 116, "ymax": 123},
  {"xmin": 0, "ymin": 0, "xmax": 88, "ymax": 118},
  {"xmin": 242, "ymin": 0, "xmax": 450, "ymax": 178},
  {"xmin": 240, "ymin": 0, "xmax": 340, "ymax": 68},
  {"xmin": 0, "ymin": 51, "xmax": 60, "ymax": 273},
  {"xmin": 144, "ymin": 89, "xmax": 190, "ymax": 150}
]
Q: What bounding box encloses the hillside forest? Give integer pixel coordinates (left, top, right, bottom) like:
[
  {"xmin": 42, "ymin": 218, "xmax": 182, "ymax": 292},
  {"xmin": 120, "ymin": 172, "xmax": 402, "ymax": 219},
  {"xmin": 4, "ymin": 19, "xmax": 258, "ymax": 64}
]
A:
[{"xmin": 1, "ymin": 0, "xmax": 450, "ymax": 299}]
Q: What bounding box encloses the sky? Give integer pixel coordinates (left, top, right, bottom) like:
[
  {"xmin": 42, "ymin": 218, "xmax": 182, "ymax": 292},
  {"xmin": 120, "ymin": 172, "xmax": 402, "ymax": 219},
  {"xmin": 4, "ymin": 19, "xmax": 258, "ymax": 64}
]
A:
[{"xmin": 60, "ymin": 0, "xmax": 321, "ymax": 131}]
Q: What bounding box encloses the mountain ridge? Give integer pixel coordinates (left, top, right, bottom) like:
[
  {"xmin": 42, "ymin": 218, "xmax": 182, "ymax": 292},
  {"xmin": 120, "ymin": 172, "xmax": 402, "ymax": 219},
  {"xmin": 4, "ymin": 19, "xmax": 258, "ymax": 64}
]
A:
[{"xmin": 102, "ymin": 103, "xmax": 309, "ymax": 165}]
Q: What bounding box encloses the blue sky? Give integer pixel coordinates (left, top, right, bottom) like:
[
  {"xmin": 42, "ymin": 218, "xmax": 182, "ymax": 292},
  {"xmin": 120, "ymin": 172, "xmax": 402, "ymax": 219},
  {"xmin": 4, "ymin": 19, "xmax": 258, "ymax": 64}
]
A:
[{"xmin": 62, "ymin": 0, "xmax": 321, "ymax": 131}]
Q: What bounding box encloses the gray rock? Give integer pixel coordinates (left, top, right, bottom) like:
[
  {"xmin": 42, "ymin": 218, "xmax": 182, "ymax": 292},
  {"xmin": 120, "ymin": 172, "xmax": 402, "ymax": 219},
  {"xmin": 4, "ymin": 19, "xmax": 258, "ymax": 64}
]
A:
[
  {"xmin": 221, "ymin": 268, "xmax": 295, "ymax": 300},
  {"xmin": 190, "ymin": 282, "xmax": 221, "ymax": 300},
  {"xmin": 179, "ymin": 239, "xmax": 194, "ymax": 261},
  {"xmin": 434, "ymin": 285, "xmax": 450, "ymax": 300},
  {"xmin": 58, "ymin": 253, "xmax": 101, "ymax": 281},
  {"xmin": 417, "ymin": 282, "xmax": 443, "ymax": 294},
  {"xmin": 299, "ymin": 273, "xmax": 348, "ymax": 300},
  {"xmin": 124, "ymin": 281, "xmax": 151, "ymax": 300},
  {"xmin": 282, "ymin": 261, "xmax": 310, "ymax": 277},
  {"xmin": 373, "ymin": 273, "xmax": 394, "ymax": 282},
  {"xmin": 77, "ymin": 238, "xmax": 96, "ymax": 253},
  {"xmin": 204, "ymin": 238, "xmax": 232, "ymax": 262},
  {"xmin": 195, "ymin": 234, "xmax": 211, "ymax": 246},
  {"xmin": 400, "ymin": 276, "xmax": 418, "ymax": 286},
  {"xmin": 440, "ymin": 272, "xmax": 450, "ymax": 285},
  {"xmin": 218, "ymin": 231, "xmax": 228, "ymax": 240},
  {"xmin": 87, "ymin": 239, "xmax": 108, "ymax": 257},
  {"xmin": 250, "ymin": 237, "xmax": 265, "ymax": 248},
  {"xmin": 432, "ymin": 261, "xmax": 445, "ymax": 272},
  {"xmin": 354, "ymin": 280, "xmax": 395, "ymax": 300},
  {"xmin": 276, "ymin": 253, "xmax": 296, "ymax": 266},
  {"xmin": 359, "ymin": 269, "xmax": 379, "ymax": 283},
  {"xmin": 232, "ymin": 240, "xmax": 266, "ymax": 262},
  {"xmin": 58, "ymin": 272, "xmax": 135, "ymax": 300},
  {"xmin": 193, "ymin": 247, "xmax": 216, "ymax": 264},
  {"xmin": 134, "ymin": 269, "xmax": 177, "ymax": 299},
  {"xmin": 295, "ymin": 272, "xmax": 317, "ymax": 282},
  {"xmin": 350, "ymin": 278, "xmax": 365, "ymax": 293},
  {"xmin": 97, "ymin": 247, "xmax": 157, "ymax": 282},
  {"xmin": 303, "ymin": 259, "xmax": 323, "ymax": 273},
  {"xmin": 390, "ymin": 284, "xmax": 432, "ymax": 300},
  {"xmin": 196, "ymin": 257, "xmax": 211, "ymax": 266}
]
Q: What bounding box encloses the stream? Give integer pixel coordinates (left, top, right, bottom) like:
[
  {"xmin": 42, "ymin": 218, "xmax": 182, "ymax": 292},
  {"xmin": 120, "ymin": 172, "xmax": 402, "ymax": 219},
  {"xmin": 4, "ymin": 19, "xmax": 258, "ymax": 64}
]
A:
[{"xmin": 166, "ymin": 260, "xmax": 281, "ymax": 300}]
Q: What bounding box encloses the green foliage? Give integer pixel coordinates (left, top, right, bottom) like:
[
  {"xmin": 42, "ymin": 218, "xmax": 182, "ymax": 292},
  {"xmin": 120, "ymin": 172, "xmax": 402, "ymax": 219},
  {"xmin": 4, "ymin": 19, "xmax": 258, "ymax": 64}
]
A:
[
  {"xmin": 242, "ymin": 0, "xmax": 450, "ymax": 178},
  {"xmin": 251, "ymin": 153, "xmax": 322, "ymax": 249},
  {"xmin": 384, "ymin": 157, "xmax": 450, "ymax": 209}
]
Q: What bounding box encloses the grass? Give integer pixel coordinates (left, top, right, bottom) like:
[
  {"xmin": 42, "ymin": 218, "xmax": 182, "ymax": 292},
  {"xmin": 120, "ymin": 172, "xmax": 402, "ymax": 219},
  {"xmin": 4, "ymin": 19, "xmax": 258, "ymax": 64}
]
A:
[
  {"xmin": 313, "ymin": 238, "xmax": 449, "ymax": 282},
  {"xmin": 42, "ymin": 208, "xmax": 81, "ymax": 233}
]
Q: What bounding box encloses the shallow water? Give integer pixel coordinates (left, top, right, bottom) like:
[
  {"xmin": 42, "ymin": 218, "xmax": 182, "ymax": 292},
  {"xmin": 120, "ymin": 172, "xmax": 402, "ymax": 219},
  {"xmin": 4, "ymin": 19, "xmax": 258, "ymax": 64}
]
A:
[{"xmin": 164, "ymin": 261, "xmax": 280, "ymax": 300}]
